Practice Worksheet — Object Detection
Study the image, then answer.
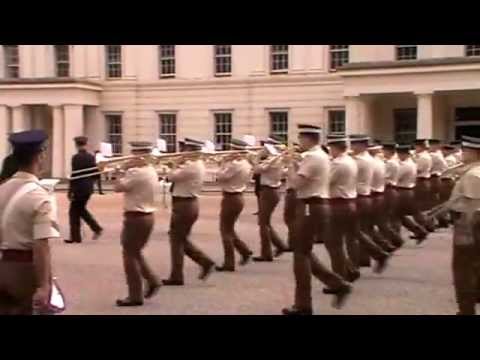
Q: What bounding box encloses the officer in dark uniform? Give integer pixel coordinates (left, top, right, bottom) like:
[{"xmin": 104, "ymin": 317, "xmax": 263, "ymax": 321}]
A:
[
  {"xmin": 65, "ymin": 136, "xmax": 103, "ymax": 244},
  {"xmin": 0, "ymin": 153, "xmax": 19, "ymax": 184}
]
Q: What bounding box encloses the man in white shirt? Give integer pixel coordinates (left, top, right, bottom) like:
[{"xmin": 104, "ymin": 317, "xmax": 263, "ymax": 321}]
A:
[
  {"xmin": 447, "ymin": 135, "xmax": 480, "ymax": 315},
  {"xmin": 429, "ymin": 139, "xmax": 449, "ymax": 228},
  {"xmin": 348, "ymin": 135, "xmax": 390, "ymax": 273},
  {"xmin": 282, "ymin": 125, "xmax": 351, "ymax": 316},
  {"xmin": 440, "ymin": 144, "xmax": 458, "ymax": 219},
  {"xmin": 283, "ymin": 143, "xmax": 302, "ymax": 252}
]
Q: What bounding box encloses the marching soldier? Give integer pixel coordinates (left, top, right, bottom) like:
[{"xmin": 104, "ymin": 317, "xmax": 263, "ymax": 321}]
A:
[
  {"xmin": 447, "ymin": 135, "xmax": 480, "ymax": 315},
  {"xmin": 347, "ymin": 135, "xmax": 390, "ymax": 271},
  {"xmin": 283, "ymin": 142, "xmax": 302, "ymax": 252},
  {"xmin": 252, "ymin": 137, "xmax": 289, "ymax": 262},
  {"xmin": 429, "ymin": 139, "xmax": 449, "ymax": 228},
  {"xmin": 325, "ymin": 135, "xmax": 361, "ymax": 284},
  {"xmin": 282, "ymin": 125, "xmax": 351, "ymax": 316},
  {"xmin": 413, "ymin": 139, "xmax": 436, "ymax": 233},
  {"xmin": 440, "ymin": 145, "xmax": 459, "ymax": 223},
  {"xmin": 443, "ymin": 144, "xmax": 460, "ymax": 168},
  {"xmin": 451, "ymin": 140, "xmax": 463, "ymax": 164},
  {"xmin": 162, "ymin": 138, "xmax": 216, "ymax": 286},
  {"xmin": 215, "ymin": 139, "xmax": 254, "ymax": 272},
  {"xmin": 65, "ymin": 136, "xmax": 103, "ymax": 244},
  {"xmin": 0, "ymin": 130, "xmax": 60, "ymax": 315},
  {"xmin": 395, "ymin": 145, "xmax": 430, "ymax": 243},
  {"xmin": 367, "ymin": 141, "xmax": 399, "ymax": 252},
  {"xmin": 113, "ymin": 142, "xmax": 162, "ymax": 307}
]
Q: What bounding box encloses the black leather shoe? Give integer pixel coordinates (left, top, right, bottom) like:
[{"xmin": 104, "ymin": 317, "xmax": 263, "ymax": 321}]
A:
[
  {"xmin": 252, "ymin": 256, "xmax": 274, "ymax": 262},
  {"xmin": 345, "ymin": 271, "xmax": 361, "ymax": 283},
  {"xmin": 284, "ymin": 248, "xmax": 294, "ymax": 253},
  {"xmin": 199, "ymin": 263, "xmax": 215, "ymax": 281},
  {"xmin": 92, "ymin": 229, "xmax": 103, "ymax": 241},
  {"xmin": 239, "ymin": 253, "xmax": 252, "ymax": 266},
  {"xmin": 116, "ymin": 298, "xmax": 144, "ymax": 307},
  {"xmin": 410, "ymin": 233, "xmax": 428, "ymax": 245},
  {"xmin": 64, "ymin": 239, "xmax": 81, "ymax": 244},
  {"xmin": 144, "ymin": 283, "xmax": 161, "ymax": 299},
  {"xmin": 162, "ymin": 279, "xmax": 184, "ymax": 286},
  {"xmin": 282, "ymin": 306, "xmax": 313, "ymax": 315},
  {"xmin": 215, "ymin": 265, "xmax": 235, "ymax": 272},
  {"xmin": 323, "ymin": 287, "xmax": 341, "ymax": 295},
  {"xmin": 274, "ymin": 248, "xmax": 286, "ymax": 258},
  {"xmin": 332, "ymin": 285, "xmax": 352, "ymax": 309},
  {"xmin": 373, "ymin": 255, "xmax": 390, "ymax": 274}
]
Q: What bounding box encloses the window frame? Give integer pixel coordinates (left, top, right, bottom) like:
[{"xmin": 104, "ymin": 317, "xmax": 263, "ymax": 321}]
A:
[
  {"xmin": 395, "ymin": 45, "xmax": 418, "ymax": 61},
  {"xmin": 4, "ymin": 45, "xmax": 20, "ymax": 79},
  {"xmin": 329, "ymin": 45, "xmax": 349, "ymax": 71},
  {"xmin": 105, "ymin": 45, "xmax": 122, "ymax": 79},
  {"xmin": 465, "ymin": 45, "xmax": 480, "ymax": 57},
  {"xmin": 270, "ymin": 45, "xmax": 289, "ymax": 74},
  {"xmin": 213, "ymin": 111, "xmax": 233, "ymax": 150},
  {"xmin": 54, "ymin": 45, "xmax": 70, "ymax": 78},
  {"xmin": 214, "ymin": 45, "xmax": 232, "ymax": 77},
  {"xmin": 159, "ymin": 45, "xmax": 176, "ymax": 78},
  {"xmin": 158, "ymin": 111, "xmax": 178, "ymax": 153},
  {"xmin": 104, "ymin": 113, "xmax": 123, "ymax": 155},
  {"xmin": 327, "ymin": 109, "xmax": 346, "ymax": 136},
  {"xmin": 268, "ymin": 109, "xmax": 289, "ymax": 143}
]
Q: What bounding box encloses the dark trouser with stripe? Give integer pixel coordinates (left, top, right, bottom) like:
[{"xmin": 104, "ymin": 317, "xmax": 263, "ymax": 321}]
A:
[
  {"xmin": 283, "ymin": 189, "xmax": 297, "ymax": 250},
  {"xmin": 395, "ymin": 187, "xmax": 429, "ymax": 238},
  {"xmin": 414, "ymin": 178, "xmax": 436, "ymax": 231},
  {"xmin": 371, "ymin": 192, "xmax": 404, "ymax": 248}
]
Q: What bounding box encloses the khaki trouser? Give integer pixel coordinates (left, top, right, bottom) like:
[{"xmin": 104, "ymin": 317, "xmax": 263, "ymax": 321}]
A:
[
  {"xmin": 326, "ymin": 199, "xmax": 358, "ymax": 280},
  {"xmin": 371, "ymin": 192, "xmax": 404, "ymax": 248},
  {"xmin": 395, "ymin": 188, "xmax": 429, "ymax": 238},
  {"xmin": 452, "ymin": 213, "xmax": 480, "ymax": 315},
  {"xmin": 414, "ymin": 179, "xmax": 436, "ymax": 231},
  {"xmin": 283, "ymin": 189, "xmax": 297, "ymax": 250},
  {"xmin": 168, "ymin": 197, "xmax": 214, "ymax": 282},
  {"xmin": 258, "ymin": 186, "xmax": 287, "ymax": 259},
  {"xmin": 121, "ymin": 212, "xmax": 159, "ymax": 302},
  {"xmin": 220, "ymin": 193, "xmax": 252, "ymax": 268},
  {"xmin": 0, "ymin": 261, "xmax": 36, "ymax": 315},
  {"xmin": 293, "ymin": 198, "xmax": 347, "ymax": 311}
]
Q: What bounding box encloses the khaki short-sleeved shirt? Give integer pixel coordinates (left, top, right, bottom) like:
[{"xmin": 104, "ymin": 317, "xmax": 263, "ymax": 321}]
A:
[
  {"xmin": 385, "ymin": 157, "xmax": 400, "ymax": 186},
  {"xmin": 254, "ymin": 161, "xmax": 284, "ymax": 188},
  {"xmin": 168, "ymin": 159, "xmax": 206, "ymax": 198},
  {"xmin": 329, "ymin": 153, "xmax": 358, "ymax": 199},
  {"xmin": 371, "ymin": 155, "xmax": 386, "ymax": 193},
  {"xmin": 415, "ymin": 150, "xmax": 432, "ymax": 178},
  {"xmin": 0, "ymin": 172, "xmax": 60, "ymax": 250},
  {"xmin": 430, "ymin": 150, "xmax": 448, "ymax": 176},
  {"xmin": 117, "ymin": 165, "xmax": 158, "ymax": 213},
  {"xmin": 397, "ymin": 158, "xmax": 417, "ymax": 189},
  {"xmin": 353, "ymin": 151, "xmax": 374, "ymax": 196},
  {"xmin": 293, "ymin": 145, "xmax": 330, "ymax": 199},
  {"xmin": 449, "ymin": 166, "xmax": 480, "ymax": 215},
  {"xmin": 216, "ymin": 159, "xmax": 252, "ymax": 193}
]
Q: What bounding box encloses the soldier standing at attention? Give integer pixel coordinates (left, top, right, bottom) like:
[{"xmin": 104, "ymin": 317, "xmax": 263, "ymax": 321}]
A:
[
  {"xmin": 0, "ymin": 130, "xmax": 60, "ymax": 315},
  {"xmin": 162, "ymin": 138, "xmax": 216, "ymax": 286},
  {"xmin": 447, "ymin": 136, "xmax": 480, "ymax": 315},
  {"xmin": 65, "ymin": 136, "xmax": 103, "ymax": 244},
  {"xmin": 252, "ymin": 137, "xmax": 289, "ymax": 262},
  {"xmin": 113, "ymin": 142, "xmax": 162, "ymax": 307},
  {"xmin": 215, "ymin": 138, "xmax": 254, "ymax": 272},
  {"xmin": 282, "ymin": 125, "xmax": 352, "ymax": 316},
  {"xmin": 324, "ymin": 135, "xmax": 360, "ymax": 286},
  {"xmin": 347, "ymin": 135, "xmax": 390, "ymax": 272}
]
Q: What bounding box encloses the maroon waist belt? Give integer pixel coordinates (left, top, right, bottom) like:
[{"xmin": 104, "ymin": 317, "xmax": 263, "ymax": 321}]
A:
[
  {"xmin": 358, "ymin": 194, "xmax": 371, "ymax": 198},
  {"xmin": 328, "ymin": 198, "xmax": 356, "ymax": 203},
  {"xmin": 431, "ymin": 174, "xmax": 441, "ymax": 178},
  {"xmin": 124, "ymin": 211, "xmax": 154, "ymax": 217},
  {"xmin": 417, "ymin": 177, "xmax": 431, "ymax": 181},
  {"xmin": 371, "ymin": 191, "xmax": 385, "ymax": 197},
  {"xmin": 301, "ymin": 197, "xmax": 328, "ymax": 204},
  {"xmin": 260, "ymin": 185, "xmax": 280, "ymax": 190},
  {"xmin": 223, "ymin": 191, "xmax": 243, "ymax": 196},
  {"xmin": 172, "ymin": 196, "xmax": 197, "ymax": 202},
  {"xmin": 0, "ymin": 250, "xmax": 33, "ymax": 263}
]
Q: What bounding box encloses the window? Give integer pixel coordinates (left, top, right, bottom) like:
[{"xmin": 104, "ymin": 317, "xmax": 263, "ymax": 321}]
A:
[
  {"xmin": 4, "ymin": 45, "xmax": 19, "ymax": 78},
  {"xmin": 466, "ymin": 45, "xmax": 480, "ymax": 57},
  {"xmin": 394, "ymin": 109, "xmax": 417, "ymax": 144},
  {"xmin": 269, "ymin": 111, "xmax": 288, "ymax": 142},
  {"xmin": 214, "ymin": 45, "xmax": 232, "ymax": 76},
  {"xmin": 328, "ymin": 110, "xmax": 346, "ymax": 135},
  {"xmin": 105, "ymin": 114, "xmax": 123, "ymax": 154},
  {"xmin": 270, "ymin": 45, "xmax": 289, "ymax": 73},
  {"xmin": 159, "ymin": 45, "xmax": 176, "ymax": 78},
  {"xmin": 214, "ymin": 112, "xmax": 233, "ymax": 150},
  {"xmin": 396, "ymin": 45, "xmax": 417, "ymax": 60},
  {"xmin": 329, "ymin": 45, "xmax": 349, "ymax": 70},
  {"xmin": 54, "ymin": 45, "xmax": 70, "ymax": 77},
  {"xmin": 105, "ymin": 45, "xmax": 122, "ymax": 78},
  {"xmin": 159, "ymin": 113, "xmax": 177, "ymax": 153}
]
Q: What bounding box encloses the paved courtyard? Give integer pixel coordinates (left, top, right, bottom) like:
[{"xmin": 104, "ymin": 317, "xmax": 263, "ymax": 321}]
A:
[{"xmin": 52, "ymin": 192, "xmax": 459, "ymax": 315}]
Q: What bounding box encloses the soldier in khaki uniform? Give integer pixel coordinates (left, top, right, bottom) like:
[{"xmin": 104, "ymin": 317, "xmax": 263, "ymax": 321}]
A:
[
  {"xmin": 282, "ymin": 125, "xmax": 352, "ymax": 316},
  {"xmin": 283, "ymin": 143, "xmax": 302, "ymax": 252},
  {"xmin": 429, "ymin": 139, "xmax": 449, "ymax": 228},
  {"xmin": 215, "ymin": 139, "xmax": 254, "ymax": 272},
  {"xmin": 0, "ymin": 130, "xmax": 60, "ymax": 315},
  {"xmin": 440, "ymin": 144, "xmax": 459, "ymax": 224},
  {"xmin": 394, "ymin": 145, "xmax": 430, "ymax": 243},
  {"xmin": 253, "ymin": 138, "xmax": 288, "ymax": 262},
  {"xmin": 324, "ymin": 135, "xmax": 360, "ymax": 285},
  {"xmin": 113, "ymin": 141, "xmax": 162, "ymax": 307},
  {"xmin": 383, "ymin": 143, "xmax": 402, "ymax": 237},
  {"xmin": 347, "ymin": 135, "xmax": 390, "ymax": 272},
  {"xmin": 447, "ymin": 135, "xmax": 480, "ymax": 315},
  {"xmin": 162, "ymin": 138, "xmax": 215, "ymax": 286}
]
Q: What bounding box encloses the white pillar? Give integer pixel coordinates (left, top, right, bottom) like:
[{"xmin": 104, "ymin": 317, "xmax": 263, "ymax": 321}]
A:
[
  {"xmin": 345, "ymin": 96, "xmax": 367, "ymax": 134},
  {"xmin": 11, "ymin": 106, "xmax": 29, "ymax": 132},
  {"xmin": 416, "ymin": 93, "xmax": 434, "ymax": 139},
  {"xmin": 0, "ymin": 105, "xmax": 9, "ymax": 161},
  {"xmin": 63, "ymin": 105, "xmax": 84, "ymax": 176},
  {"xmin": 84, "ymin": 106, "xmax": 105, "ymax": 152},
  {"xmin": 51, "ymin": 106, "xmax": 65, "ymax": 178}
]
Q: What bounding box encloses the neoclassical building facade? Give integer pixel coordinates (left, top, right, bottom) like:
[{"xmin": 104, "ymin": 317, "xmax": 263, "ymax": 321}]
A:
[{"xmin": 0, "ymin": 45, "xmax": 479, "ymax": 177}]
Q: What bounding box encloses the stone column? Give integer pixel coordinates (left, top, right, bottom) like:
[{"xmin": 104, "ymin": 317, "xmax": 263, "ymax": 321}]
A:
[
  {"xmin": 63, "ymin": 105, "xmax": 84, "ymax": 175},
  {"xmin": 11, "ymin": 105, "xmax": 29, "ymax": 132},
  {"xmin": 0, "ymin": 105, "xmax": 9, "ymax": 161},
  {"xmin": 345, "ymin": 96, "xmax": 367, "ymax": 135},
  {"xmin": 51, "ymin": 105, "xmax": 65, "ymax": 178},
  {"xmin": 416, "ymin": 93, "xmax": 434, "ymax": 139}
]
